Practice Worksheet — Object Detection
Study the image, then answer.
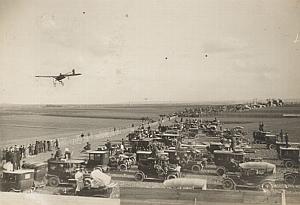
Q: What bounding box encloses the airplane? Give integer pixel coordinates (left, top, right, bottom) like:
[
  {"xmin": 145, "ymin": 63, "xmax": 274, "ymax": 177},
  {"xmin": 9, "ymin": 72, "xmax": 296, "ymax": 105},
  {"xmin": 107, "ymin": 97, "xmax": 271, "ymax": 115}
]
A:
[{"xmin": 35, "ymin": 69, "xmax": 82, "ymax": 86}]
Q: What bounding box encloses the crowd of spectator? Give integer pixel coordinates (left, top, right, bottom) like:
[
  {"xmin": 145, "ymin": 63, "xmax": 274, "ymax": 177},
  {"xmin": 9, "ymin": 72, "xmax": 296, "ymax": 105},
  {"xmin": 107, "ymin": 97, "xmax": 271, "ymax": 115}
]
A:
[{"xmin": 1, "ymin": 139, "xmax": 60, "ymax": 171}]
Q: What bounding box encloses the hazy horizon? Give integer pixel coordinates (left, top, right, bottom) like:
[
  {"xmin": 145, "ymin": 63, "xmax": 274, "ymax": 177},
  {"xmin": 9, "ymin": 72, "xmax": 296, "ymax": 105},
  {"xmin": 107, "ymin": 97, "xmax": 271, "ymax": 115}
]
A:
[{"xmin": 1, "ymin": 0, "xmax": 299, "ymax": 104}]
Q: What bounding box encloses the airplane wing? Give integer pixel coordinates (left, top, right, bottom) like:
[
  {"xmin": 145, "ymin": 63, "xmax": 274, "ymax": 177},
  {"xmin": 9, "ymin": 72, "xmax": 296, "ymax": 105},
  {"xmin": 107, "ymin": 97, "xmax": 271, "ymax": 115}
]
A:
[
  {"xmin": 63, "ymin": 73, "xmax": 82, "ymax": 77},
  {"xmin": 35, "ymin": 75, "xmax": 57, "ymax": 78}
]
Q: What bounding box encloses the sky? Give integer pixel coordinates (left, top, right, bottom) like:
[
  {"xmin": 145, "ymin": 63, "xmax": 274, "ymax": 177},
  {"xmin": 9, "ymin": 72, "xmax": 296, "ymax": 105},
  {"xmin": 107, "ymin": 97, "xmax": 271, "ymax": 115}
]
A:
[{"xmin": 0, "ymin": 0, "xmax": 299, "ymax": 104}]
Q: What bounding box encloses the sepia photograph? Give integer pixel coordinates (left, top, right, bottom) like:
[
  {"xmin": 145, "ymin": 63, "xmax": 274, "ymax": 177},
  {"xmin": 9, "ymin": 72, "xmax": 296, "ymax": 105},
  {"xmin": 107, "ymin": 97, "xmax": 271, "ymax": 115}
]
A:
[{"xmin": 0, "ymin": 0, "xmax": 300, "ymax": 204}]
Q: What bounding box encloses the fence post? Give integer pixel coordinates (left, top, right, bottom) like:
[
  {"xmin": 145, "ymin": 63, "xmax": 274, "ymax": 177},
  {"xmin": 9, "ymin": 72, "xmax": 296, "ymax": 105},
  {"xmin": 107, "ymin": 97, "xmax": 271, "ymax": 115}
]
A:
[{"xmin": 281, "ymin": 189, "xmax": 286, "ymax": 205}]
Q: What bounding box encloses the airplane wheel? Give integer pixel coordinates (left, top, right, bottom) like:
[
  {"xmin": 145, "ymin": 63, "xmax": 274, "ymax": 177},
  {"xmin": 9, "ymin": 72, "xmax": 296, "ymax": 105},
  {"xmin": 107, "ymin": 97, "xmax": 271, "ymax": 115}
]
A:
[
  {"xmin": 119, "ymin": 164, "xmax": 127, "ymax": 171},
  {"xmin": 261, "ymin": 181, "xmax": 273, "ymax": 192},
  {"xmin": 48, "ymin": 176, "xmax": 60, "ymax": 187},
  {"xmin": 216, "ymin": 167, "xmax": 226, "ymax": 176},
  {"xmin": 191, "ymin": 164, "xmax": 203, "ymax": 173},
  {"xmin": 134, "ymin": 172, "xmax": 145, "ymax": 182},
  {"xmin": 285, "ymin": 161, "xmax": 294, "ymax": 169},
  {"xmin": 223, "ymin": 179, "xmax": 234, "ymax": 190},
  {"xmin": 284, "ymin": 174, "xmax": 296, "ymax": 185}
]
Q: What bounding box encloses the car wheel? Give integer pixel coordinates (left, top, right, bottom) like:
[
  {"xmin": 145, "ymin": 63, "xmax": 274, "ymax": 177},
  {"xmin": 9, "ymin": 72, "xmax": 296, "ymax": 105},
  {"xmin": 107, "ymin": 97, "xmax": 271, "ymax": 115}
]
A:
[
  {"xmin": 119, "ymin": 164, "xmax": 127, "ymax": 171},
  {"xmin": 216, "ymin": 167, "xmax": 225, "ymax": 176},
  {"xmin": 222, "ymin": 179, "xmax": 234, "ymax": 190},
  {"xmin": 255, "ymin": 140, "xmax": 260, "ymax": 144},
  {"xmin": 285, "ymin": 161, "xmax": 294, "ymax": 169},
  {"xmin": 134, "ymin": 172, "xmax": 145, "ymax": 182},
  {"xmin": 166, "ymin": 174, "xmax": 177, "ymax": 180},
  {"xmin": 261, "ymin": 181, "xmax": 273, "ymax": 192},
  {"xmin": 191, "ymin": 164, "xmax": 203, "ymax": 173},
  {"xmin": 269, "ymin": 144, "xmax": 276, "ymax": 150},
  {"xmin": 48, "ymin": 176, "xmax": 60, "ymax": 187},
  {"xmin": 284, "ymin": 174, "xmax": 296, "ymax": 185}
]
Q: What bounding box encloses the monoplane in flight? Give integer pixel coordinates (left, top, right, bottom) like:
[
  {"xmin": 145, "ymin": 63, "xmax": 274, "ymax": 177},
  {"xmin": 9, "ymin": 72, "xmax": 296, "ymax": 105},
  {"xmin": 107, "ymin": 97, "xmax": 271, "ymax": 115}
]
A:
[{"xmin": 35, "ymin": 69, "xmax": 82, "ymax": 86}]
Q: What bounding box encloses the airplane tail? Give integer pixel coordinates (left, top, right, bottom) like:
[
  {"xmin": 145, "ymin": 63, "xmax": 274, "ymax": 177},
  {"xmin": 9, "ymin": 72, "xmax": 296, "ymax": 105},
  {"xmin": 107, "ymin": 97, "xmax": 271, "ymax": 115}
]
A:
[{"xmin": 72, "ymin": 69, "xmax": 75, "ymax": 75}]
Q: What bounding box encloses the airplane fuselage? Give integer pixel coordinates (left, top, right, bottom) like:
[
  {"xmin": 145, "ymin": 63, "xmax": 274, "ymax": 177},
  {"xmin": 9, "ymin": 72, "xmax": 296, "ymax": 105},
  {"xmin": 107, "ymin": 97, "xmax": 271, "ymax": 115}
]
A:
[{"xmin": 55, "ymin": 75, "xmax": 66, "ymax": 81}]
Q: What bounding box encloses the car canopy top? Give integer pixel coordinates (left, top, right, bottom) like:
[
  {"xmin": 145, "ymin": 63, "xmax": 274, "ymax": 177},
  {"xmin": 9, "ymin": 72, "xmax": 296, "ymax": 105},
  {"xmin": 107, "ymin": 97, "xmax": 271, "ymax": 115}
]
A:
[
  {"xmin": 239, "ymin": 162, "xmax": 276, "ymax": 173},
  {"xmin": 3, "ymin": 169, "xmax": 34, "ymax": 174}
]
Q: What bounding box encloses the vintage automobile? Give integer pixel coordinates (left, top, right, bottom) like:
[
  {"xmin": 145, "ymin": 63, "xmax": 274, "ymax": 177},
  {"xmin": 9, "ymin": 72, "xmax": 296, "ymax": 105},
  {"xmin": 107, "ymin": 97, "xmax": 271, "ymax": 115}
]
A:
[
  {"xmin": 222, "ymin": 162, "xmax": 276, "ymax": 192},
  {"xmin": 279, "ymin": 147, "xmax": 300, "ymax": 168},
  {"xmin": 284, "ymin": 170, "xmax": 300, "ymax": 185},
  {"xmin": 252, "ymin": 130, "xmax": 272, "ymax": 144},
  {"xmin": 213, "ymin": 150, "xmax": 245, "ymax": 176},
  {"xmin": 177, "ymin": 149, "xmax": 208, "ymax": 173},
  {"xmin": 134, "ymin": 157, "xmax": 181, "ymax": 182},
  {"xmin": 0, "ymin": 169, "xmax": 35, "ymax": 192},
  {"xmin": 207, "ymin": 142, "xmax": 224, "ymax": 154},
  {"xmin": 47, "ymin": 158, "xmax": 86, "ymax": 187},
  {"xmin": 60, "ymin": 170, "xmax": 117, "ymax": 198},
  {"xmin": 85, "ymin": 150, "xmax": 110, "ymax": 172},
  {"xmin": 108, "ymin": 154, "xmax": 135, "ymax": 170},
  {"xmin": 136, "ymin": 150, "xmax": 152, "ymax": 163},
  {"xmin": 22, "ymin": 162, "xmax": 47, "ymax": 182}
]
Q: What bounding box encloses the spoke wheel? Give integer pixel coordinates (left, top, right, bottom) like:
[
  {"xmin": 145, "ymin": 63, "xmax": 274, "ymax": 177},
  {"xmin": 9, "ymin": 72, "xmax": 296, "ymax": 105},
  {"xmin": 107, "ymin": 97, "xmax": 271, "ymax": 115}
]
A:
[
  {"xmin": 285, "ymin": 161, "xmax": 294, "ymax": 169},
  {"xmin": 284, "ymin": 174, "xmax": 296, "ymax": 185},
  {"xmin": 223, "ymin": 179, "xmax": 234, "ymax": 190},
  {"xmin": 261, "ymin": 181, "xmax": 273, "ymax": 192}
]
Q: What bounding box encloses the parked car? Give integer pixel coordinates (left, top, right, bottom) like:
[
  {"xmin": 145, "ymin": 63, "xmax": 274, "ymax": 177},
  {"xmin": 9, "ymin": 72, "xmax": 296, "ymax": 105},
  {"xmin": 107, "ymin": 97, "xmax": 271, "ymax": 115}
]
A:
[
  {"xmin": 136, "ymin": 151, "xmax": 152, "ymax": 163},
  {"xmin": 252, "ymin": 131, "xmax": 272, "ymax": 144},
  {"xmin": 22, "ymin": 162, "xmax": 47, "ymax": 182},
  {"xmin": 213, "ymin": 150, "xmax": 245, "ymax": 176},
  {"xmin": 108, "ymin": 154, "xmax": 135, "ymax": 170},
  {"xmin": 47, "ymin": 159, "xmax": 86, "ymax": 187},
  {"xmin": 85, "ymin": 150, "xmax": 110, "ymax": 172},
  {"xmin": 279, "ymin": 147, "xmax": 299, "ymax": 168},
  {"xmin": 0, "ymin": 169, "xmax": 35, "ymax": 192},
  {"xmin": 134, "ymin": 157, "xmax": 181, "ymax": 182},
  {"xmin": 222, "ymin": 162, "xmax": 276, "ymax": 192}
]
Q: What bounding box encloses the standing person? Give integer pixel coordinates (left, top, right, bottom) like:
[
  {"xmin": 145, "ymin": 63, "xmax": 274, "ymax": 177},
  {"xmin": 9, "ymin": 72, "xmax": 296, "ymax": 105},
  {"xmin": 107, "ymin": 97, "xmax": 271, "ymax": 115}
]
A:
[
  {"xmin": 285, "ymin": 133, "xmax": 289, "ymax": 148},
  {"xmin": 105, "ymin": 140, "xmax": 112, "ymax": 155},
  {"xmin": 16, "ymin": 149, "xmax": 21, "ymax": 170},
  {"xmin": 0, "ymin": 148, "xmax": 4, "ymax": 166},
  {"xmin": 121, "ymin": 138, "xmax": 125, "ymax": 147},
  {"xmin": 43, "ymin": 141, "xmax": 47, "ymax": 152},
  {"xmin": 28, "ymin": 144, "xmax": 32, "ymax": 155},
  {"xmin": 74, "ymin": 168, "xmax": 84, "ymax": 195},
  {"xmin": 55, "ymin": 139, "xmax": 59, "ymax": 149},
  {"xmin": 47, "ymin": 141, "xmax": 51, "ymax": 151},
  {"xmin": 64, "ymin": 148, "xmax": 72, "ymax": 159},
  {"xmin": 279, "ymin": 129, "xmax": 284, "ymax": 142},
  {"xmin": 12, "ymin": 150, "xmax": 17, "ymax": 171}
]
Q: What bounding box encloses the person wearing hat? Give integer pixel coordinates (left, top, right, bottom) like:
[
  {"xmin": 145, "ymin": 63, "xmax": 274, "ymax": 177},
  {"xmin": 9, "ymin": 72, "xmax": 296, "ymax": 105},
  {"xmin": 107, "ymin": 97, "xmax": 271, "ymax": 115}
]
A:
[
  {"xmin": 54, "ymin": 147, "xmax": 62, "ymax": 160},
  {"xmin": 74, "ymin": 168, "xmax": 84, "ymax": 194},
  {"xmin": 64, "ymin": 148, "xmax": 72, "ymax": 159}
]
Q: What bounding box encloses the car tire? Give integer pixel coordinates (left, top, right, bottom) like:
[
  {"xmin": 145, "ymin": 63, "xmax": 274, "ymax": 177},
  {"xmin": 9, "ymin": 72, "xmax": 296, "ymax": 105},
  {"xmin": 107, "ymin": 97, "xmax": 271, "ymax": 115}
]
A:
[
  {"xmin": 261, "ymin": 181, "xmax": 273, "ymax": 192},
  {"xmin": 134, "ymin": 172, "xmax": 145, "ymax": 182},
  {"xmin": 48, "ymin": 176, "xmax": 60, "ymax": 187},
  {"xmin": 119, "ymin": 164, "xmax": 127, "ymax": 171},
  {"xmin": 191, "ymin": 164, "xmax": 202, "ymax": 173},
  {"xmin": 166, "ymin": 174, "xmax": 177, "ymax": 180},
  {"xmin": 222, "ymin": 179, "xmax": 234, "ymax": 190},
  {"xmin": 216, "ymin": 167, "xmax": 226, "ymax": 176},
  {"xmin": 269, "ymin": 144, "xmax": 276, "ymax": 150},
  {"xmin": 285, "ymin": 160, "xmax": 294, "ymax": 169},
  {"xmin": 284, "ymin": 174, "xmax": 296, "ymax": 185}
]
